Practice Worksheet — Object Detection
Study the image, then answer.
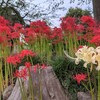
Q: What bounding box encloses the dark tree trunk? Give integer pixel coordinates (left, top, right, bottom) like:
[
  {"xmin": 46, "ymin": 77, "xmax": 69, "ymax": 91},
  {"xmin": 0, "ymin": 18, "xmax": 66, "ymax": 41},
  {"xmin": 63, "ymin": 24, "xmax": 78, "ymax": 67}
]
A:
[{"xmin": 92, "ymin": 0, "xmax": 100, "ymax": 23}]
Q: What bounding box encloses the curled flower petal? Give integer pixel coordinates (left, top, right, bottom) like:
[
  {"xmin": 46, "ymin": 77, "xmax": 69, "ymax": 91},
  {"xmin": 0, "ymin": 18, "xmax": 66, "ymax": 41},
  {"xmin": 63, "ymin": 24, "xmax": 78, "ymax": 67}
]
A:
[
  {"xmin": 84, "ymin": 63, "xmax": 88, "ymax": 68},
  {"xmin": 75, "ymin": 58, "xmax": 80, "ymax": 65}
]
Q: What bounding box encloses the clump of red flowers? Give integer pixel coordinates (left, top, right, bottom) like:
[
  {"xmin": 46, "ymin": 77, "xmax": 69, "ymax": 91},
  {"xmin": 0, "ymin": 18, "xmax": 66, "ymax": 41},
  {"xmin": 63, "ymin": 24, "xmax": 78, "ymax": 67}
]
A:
[
  {"xmin": 0, "ymin": 16, "xmax": 25, "ymax": 49},
  {"xmin": 25, "ymin": 20, "xmax": 51, "ymax": 42},
  {"xmin": 0, "ymin": 16, "xmax": 9, "ymax": 26},
  {"xmin": 14, "ymin": 63, "xmax": 47, "ymax": 79},
  {"xmin": 20, "ymin": 49, "xmax": 36, "ymax": 59},
  {"xmin": 7, "ymin": 54, "xmax": 21, "ymax": 66},
  {"xmin": 73, "ymin": 73, "xmax": 87, "ymax": 84},
  {"xmin": 80, "ymin": 16, "xmax": 95, "ymax": 27},
  {"xmin": 33, "ymin": 64, "xmax": 47, "ymax": 73},
  {"xmin": 7, "ymin": 49, "xmax": 36, "ymax": 65},
  {"xmin": 90, "ymin": 35, "xmax": 100, "ymax": 46},
  {"xmin": 14, "ymin": 67, "xmax": 28, "ymax": 80},
  {"xmin": 24, "ymin": 20, "xmax": 52, "ymax": 44},
  {"xmin": 30, "ymin": 20, "xmax": 51, "ymax": 36},
  {"xmin": 60, "ymin": 17, "xmax": 77, "ymax": 33},
  {"xmin": 50, "ymin": 27, "xmax": 63, "ymax": 44},
  {"xmin": 25, "ymin": 62, "xmax": 31, "ymax": 69}
]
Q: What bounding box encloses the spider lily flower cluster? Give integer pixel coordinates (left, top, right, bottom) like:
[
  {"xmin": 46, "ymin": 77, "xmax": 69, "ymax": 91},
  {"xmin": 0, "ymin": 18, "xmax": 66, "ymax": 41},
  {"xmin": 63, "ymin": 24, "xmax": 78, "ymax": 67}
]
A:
[
  {"xmin": 14, "ymin": 63, "xmax": 47, "ymax": 100},
  {"xmin": 73, "ymin": 46, "xmax": 100, "ymax": 100},
  {"xmin": 6, "ymin": 49, "xmax": 36, "ymax": 66},
  {"xmin": 0, "ymin": 14, "xmax": 100, "ymax": 99},
  {"xmin": 14, "ymin": 63, "xmax": 47, "ymax": 80},
  {"xmin": 75, "ymin": 46, "xmax": 100, "ymax": 71},
  {"xmin": 73, "ymin": 73, "xmax": 87, "ymax": 84}
]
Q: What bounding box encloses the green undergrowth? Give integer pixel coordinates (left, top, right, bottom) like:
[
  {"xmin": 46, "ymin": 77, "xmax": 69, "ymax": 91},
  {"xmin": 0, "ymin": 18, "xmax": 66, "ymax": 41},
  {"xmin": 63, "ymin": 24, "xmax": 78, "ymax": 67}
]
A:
[{"xmin": 50, "ymin": 56, "xmax": 87, "ymax": 100}]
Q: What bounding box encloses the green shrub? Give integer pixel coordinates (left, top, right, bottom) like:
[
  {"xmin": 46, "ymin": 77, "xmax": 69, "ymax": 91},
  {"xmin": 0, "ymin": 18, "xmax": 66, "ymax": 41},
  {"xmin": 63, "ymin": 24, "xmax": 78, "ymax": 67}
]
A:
[{"xmin": 50, "ymin": 56, "xmax": 87, "ymax": 100}]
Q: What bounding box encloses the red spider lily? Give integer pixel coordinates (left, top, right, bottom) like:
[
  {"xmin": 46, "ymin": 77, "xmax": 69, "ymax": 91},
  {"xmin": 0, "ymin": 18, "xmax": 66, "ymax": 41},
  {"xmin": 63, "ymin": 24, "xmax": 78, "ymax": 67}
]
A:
[
  {"xmin": 33, "ymin": 64, "xmax": 40, "ymax": 73},
  {"xmin": 0, "ymin": 16, "xmax": 24, "ymax": 47},
  {"xmin": 0, "ymin": 26, "xmax": 12, "ymax": 45},
  {"xmin": 79, "ymin": 32, "xmax": 94, "ymax": 42},
  {"xmin": 14, "ymin": 67, "xmax": 28, "ymax": 80},
  {"xmin": 83, "ymin": 32, "xmax": 94, "ymax": 42},
  {"xmin": 80, "ymin": 16, "xmax": 95, "ymax": 27},
  {"xmin": 41, "ymin": 64, "xmax": 47, "ymax": 69},
  {"xmin": 33, "ymin": 64, "xmax": 47, "ymax": 73},
  {"xmin": 25, "ymin": 28, "xmax": 36, "ymax": 37},
  {"xmin": 86, "ymin": 26, "xmax": 94, "ymax": 32},
  {"xmin": 0, "ymin": 26, "xmax": 11, "ymax": 35},
  {"xmin": 10, "ymin": 32, "xmax": 20, "ymax": 39},
  {"xmin": 14, "ymin": 23, "xmax": 23, "ymax": 31},
  {"xmin": 25, "ymin": 62, "xmax": 31, "ymax": 69},
  {"xmin": 13, "ymin": 23, "xmax": 24, "ymax": 39},
  {"xmin": 90, "ymin": 35, "xmax": 100, "ymax": 46},
  {"xmin": 76, "ymin": 24, "xmax": 84, "ymax": 33},
  {"xmin": 7, "ymin": 54, "xmax": 21, "ymax": 66},
  {"xmin": 20, "ymin": 49, "xmax": 36, "ymax": 58},
  {"xmin": 73, "ymin": 73, "xmax": 87, "ymax": 84},
  {"xmin": 0, "ymin": 17, "xmax": 14, "ymax": 46},
  {"xmin": 60, "ymin": 17, "xmax": 77, "ymax": 33},
  {"xmin": 24, "ymin": 28, "xmax": 36, "ymax": 43},
  {"xmin": 50, "ymin": 27, "xmax": 63, "ymax": 44},
  {"xmin": 30, "ymin": 20, "xmax": 51, "ymax": 38},
  {"xmin": 0, "ymin": 16, "xmax": 10, "ymax": 26},
  {"xmin": 93, "ymin": 27, "xmax": 100, "ymax": 35}
]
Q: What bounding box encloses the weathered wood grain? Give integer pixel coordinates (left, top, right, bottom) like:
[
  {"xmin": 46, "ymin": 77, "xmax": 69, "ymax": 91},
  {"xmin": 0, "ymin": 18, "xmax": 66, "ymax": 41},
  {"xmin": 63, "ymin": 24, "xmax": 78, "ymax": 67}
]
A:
[{"xmin": 7, "ymin": 66, "xmax": 69, "ymax": 100}]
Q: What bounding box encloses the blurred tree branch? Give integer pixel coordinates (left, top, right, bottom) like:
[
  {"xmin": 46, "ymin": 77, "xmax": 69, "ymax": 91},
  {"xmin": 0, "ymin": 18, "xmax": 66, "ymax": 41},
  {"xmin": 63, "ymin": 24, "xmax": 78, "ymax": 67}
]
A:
[
  {"xmin": 70, "ymin": 0, "xmax": 100, "ymax": 23},
  {"xmin": 0, "ymin": 0, "xmax": 65, "ymax": 25}
]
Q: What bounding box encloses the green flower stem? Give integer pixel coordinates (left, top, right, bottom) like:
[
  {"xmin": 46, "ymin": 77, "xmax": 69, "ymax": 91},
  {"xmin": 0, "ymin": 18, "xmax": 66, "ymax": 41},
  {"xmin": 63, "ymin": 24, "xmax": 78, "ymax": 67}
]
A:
[
  {"xmin": 46, "ymin": 38, "xmax": 51, "ymax": 62},
  {"xmin": 92, "ymin": 67, "xmax": 97, "ymax": 100},
  {"xmin": 7, "ymin": 64, "xmax": 11, "ymax": 84},
  {"xmin": 98, "ymin": 71, "xmax": 100, "ymax": 100},
  {"xmin": 58, "ymin": 42, "xmax": 64, "ymax": 56},
  {"xmin": 4, "ymin": 61, "xmax": 8, "ymax": 88},
  {"xmin": 87, "ymin": 67, "xmax": 94, "ymax": 100},
  {"xmin": 0, "ymin": 61, "xmax": 3, "ymax": 92},
  {"xmin": 73, "ymin": 32, "xmax": 79, "ymax": 51},
  {"xmin": 10, "ymin": 64, "xmax": 13, "ymax": 84},
  {"xmin": 28, "ymin": 69, "xmax": 34, "ymax": 100},
  {"xmin": 29, "ymin": 56, "xmax": 33, "ymax": 65},
  {"xmin": 66, "ymin": 33, "xmax": 78, "ymax": 57},
  {"xmin": 39, "ymin": 69, "xmax": 42, "ymax": 100},
  {"xmin": 81, "ymin": 82, "xmax": 90, "ymax": 92},
  {"xmin": 0, "ymin": 92, "xmax": 1, "ymax": 100},
  {"xmin": 18, "ymin": 78, "xmax": 27, "ymax": 100},
  {"xmin": 3, "ymin": 46, "xmax": 11, "ymax": 89},
  {"xmin": 21, "ymin": 79, "xmax": 28, "ymax": 100}
]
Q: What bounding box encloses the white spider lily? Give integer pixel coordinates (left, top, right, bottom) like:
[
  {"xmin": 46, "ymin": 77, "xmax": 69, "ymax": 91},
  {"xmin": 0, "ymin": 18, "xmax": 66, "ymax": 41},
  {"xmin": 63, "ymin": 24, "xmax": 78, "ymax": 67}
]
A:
[
  {"xmin": 95, "ymin": 46, "xmax": 100, "ymax": 53},
  {"xmin": 20, "ymin": 33, "xmax": 28, "ymax": 45},
  {"xmin": 75, "ymin": 46, "xmax": 96, "ymax": 68},
  {"xmin": 95, "ymin": 53, "xmax": 100, "ymax": 70}
]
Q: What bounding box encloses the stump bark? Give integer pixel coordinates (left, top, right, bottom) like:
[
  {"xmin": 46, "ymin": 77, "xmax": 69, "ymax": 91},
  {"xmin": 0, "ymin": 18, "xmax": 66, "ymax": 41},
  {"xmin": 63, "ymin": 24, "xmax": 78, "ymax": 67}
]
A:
[
  {"xmin": 77, "ymin": 92, "xmax": 92, "ymax": 100},
  {"xmin": 7, "ymin": 66, "xmax": 69, "ymax": 100}
]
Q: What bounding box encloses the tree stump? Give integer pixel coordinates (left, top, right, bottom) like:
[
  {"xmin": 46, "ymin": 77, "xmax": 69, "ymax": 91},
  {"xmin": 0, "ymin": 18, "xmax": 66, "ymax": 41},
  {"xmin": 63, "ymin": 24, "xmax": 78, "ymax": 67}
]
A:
[
  {"xmin": 3, "ymin": 85, "xmax": 14, "ymax": 100},
  {"xmin": 7, "ymin": 66, "xmax": 69, "ymax": 100},
  {"xmin": 77, "ymin": 92, "xmax": 92, "ymax": 100}
]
